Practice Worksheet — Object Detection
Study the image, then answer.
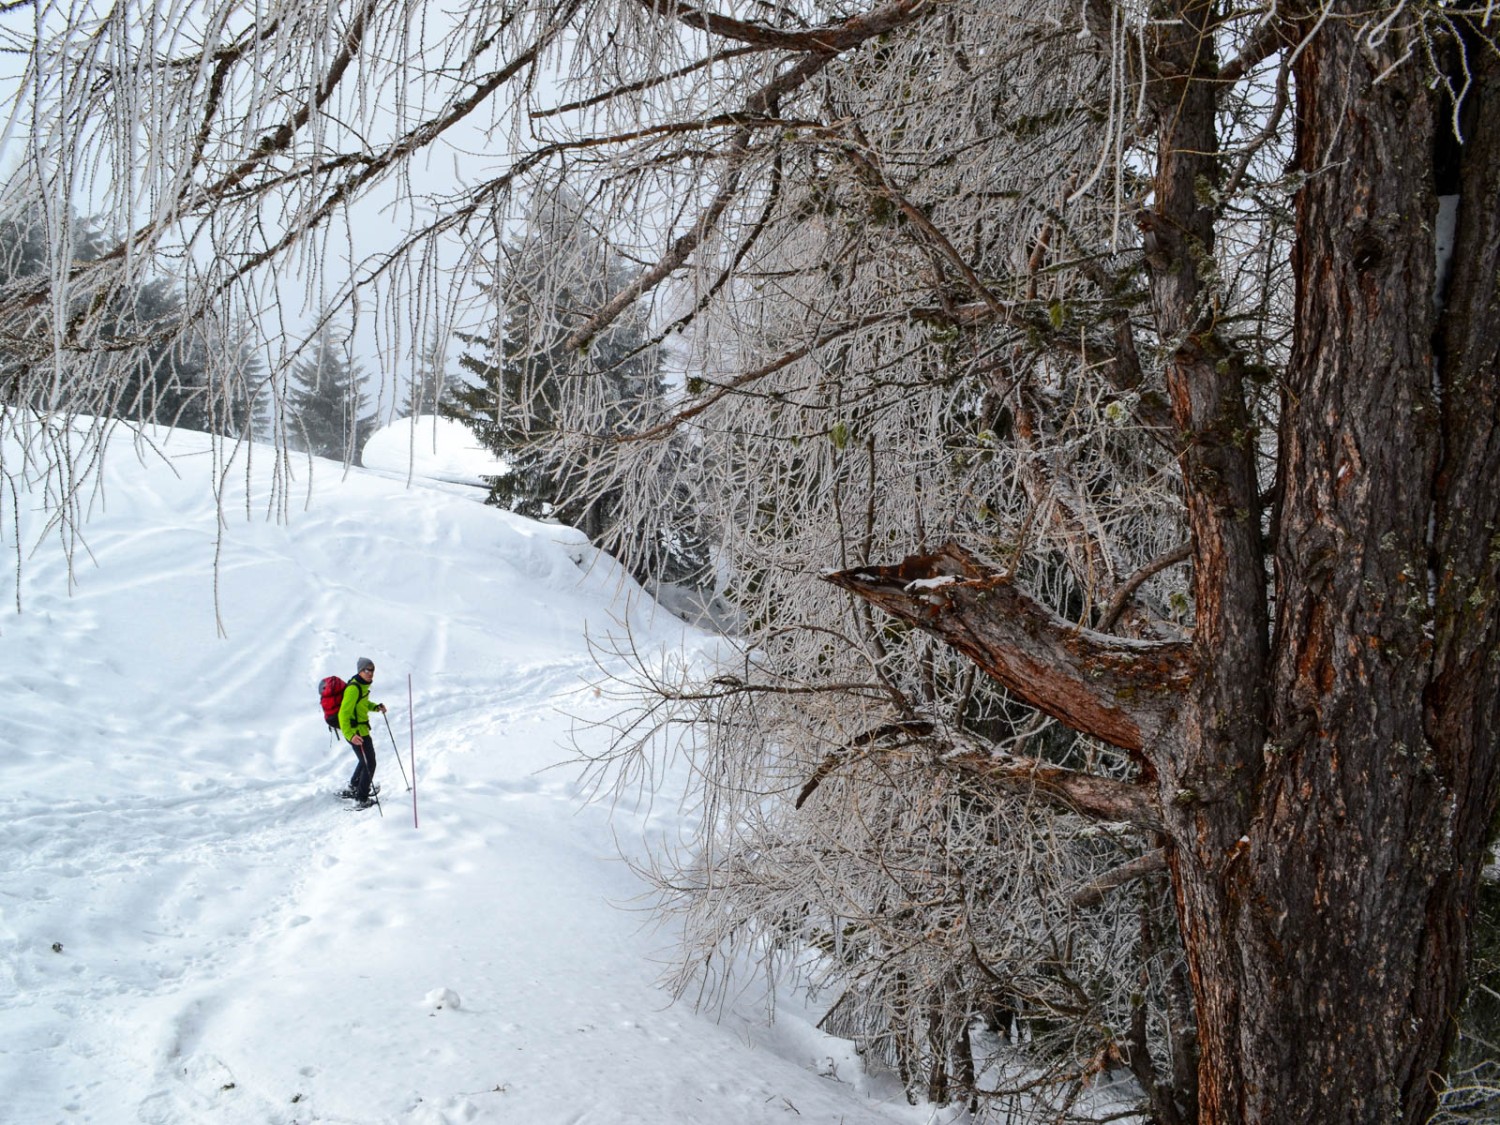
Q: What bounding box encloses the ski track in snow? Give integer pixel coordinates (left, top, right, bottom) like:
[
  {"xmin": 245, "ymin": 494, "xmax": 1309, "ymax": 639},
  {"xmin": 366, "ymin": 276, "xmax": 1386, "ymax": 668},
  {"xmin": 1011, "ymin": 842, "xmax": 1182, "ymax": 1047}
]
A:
[{"xmin": 0, "ymin": 423, "xmax": 926, "ymax": 1125}]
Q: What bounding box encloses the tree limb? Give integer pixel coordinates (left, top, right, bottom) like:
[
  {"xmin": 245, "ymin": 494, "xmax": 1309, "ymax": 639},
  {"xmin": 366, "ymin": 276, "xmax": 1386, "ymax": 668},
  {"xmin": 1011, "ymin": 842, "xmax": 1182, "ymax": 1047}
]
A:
[
  {"xmin": 1070, "ymin": 848, "xmax": 1168, "ymax": 908},
  {"xmin": 824, "ymin": 542, "xmax": 1194, "ymax": 753},
  {"xmin": 564, "ymin": 0, "xmax": 941, "ymax": 355},
  {"xmin": 946, "ymin": 748, "xmax": 1162, "ymax": 830},
  {"xmin": 616, "ymin": 309, "xmax": 901, "ymax": 442},
  {"xmin": 645, "ymin": 0, "xmax": 938, "ymax": 54},
  {"xmin": 1097, "ymin": 542, "xmax": 1192, "ymax": 634},
  {"xmin": 561, "ymin": 50, "xmax": 828, "ymax": 354},
  {"xmin": 1220, "ymin": 15, "xmax": 1286, "ymax": 84},
  {"xmin": 792, "ymin": 721, "xmax": 1161, "ymax": 829},
  {"xmin": 794, "ymin": 719, "xmax": 933, "ymax": 808}
]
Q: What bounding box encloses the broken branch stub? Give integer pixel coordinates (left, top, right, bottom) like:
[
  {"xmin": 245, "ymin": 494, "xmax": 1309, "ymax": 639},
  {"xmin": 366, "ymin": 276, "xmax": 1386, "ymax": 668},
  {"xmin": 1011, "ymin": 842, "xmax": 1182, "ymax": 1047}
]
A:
[{"xmin": 824, "ymin": 542, "xmax": 1193, "ymax": 754}]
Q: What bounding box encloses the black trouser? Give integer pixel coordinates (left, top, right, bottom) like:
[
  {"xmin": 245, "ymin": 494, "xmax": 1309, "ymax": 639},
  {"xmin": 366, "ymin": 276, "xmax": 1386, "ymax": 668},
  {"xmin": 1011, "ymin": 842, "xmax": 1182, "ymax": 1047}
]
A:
[{"xmin": 348, "ymin": 734, "xmax": 377, "ymax": 800}]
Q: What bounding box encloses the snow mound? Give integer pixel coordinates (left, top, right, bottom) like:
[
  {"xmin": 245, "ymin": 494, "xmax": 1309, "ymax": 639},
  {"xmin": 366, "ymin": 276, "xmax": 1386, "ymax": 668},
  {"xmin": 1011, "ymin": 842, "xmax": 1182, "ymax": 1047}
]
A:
[
  {"xmin": 424, "ymin": 987, "xmax": 462, "ymax": 1011},
  {"xmin": 362, "ymin": 414, "xmax": 508, "ymax": 487}
]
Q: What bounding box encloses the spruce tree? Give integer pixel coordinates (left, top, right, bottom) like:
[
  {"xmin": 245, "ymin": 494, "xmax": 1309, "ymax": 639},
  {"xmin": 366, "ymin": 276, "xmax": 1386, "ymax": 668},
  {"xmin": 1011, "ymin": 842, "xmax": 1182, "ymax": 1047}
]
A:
[
  {"xmin": 286, "ymin": 334, "xmax": 377, "ymax": 465},
  {"xmin": 0, "ymin": 205, "xmax": 104, "ymax": 408},
  {"xmin": 217, "ymin": 342, "xmax": 269, "ymax": 440},
  {"xmin": 400, "ymin": 333, "xmax": 460, "ymax": 419},
  {"xmin": 453, "ymin": 190, "xmax": 710, "ymax": 584},
  {"xmin": 114, "ymin": 279, "xmax": 211, "ymax": 430}
]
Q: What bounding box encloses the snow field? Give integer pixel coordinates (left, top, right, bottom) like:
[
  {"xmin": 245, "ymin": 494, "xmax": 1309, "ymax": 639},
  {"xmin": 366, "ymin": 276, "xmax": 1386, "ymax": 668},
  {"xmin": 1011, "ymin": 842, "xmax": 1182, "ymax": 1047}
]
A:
[{"xmin": 0, "ymin": 420, "xmax": 925, "ymax": 1125}]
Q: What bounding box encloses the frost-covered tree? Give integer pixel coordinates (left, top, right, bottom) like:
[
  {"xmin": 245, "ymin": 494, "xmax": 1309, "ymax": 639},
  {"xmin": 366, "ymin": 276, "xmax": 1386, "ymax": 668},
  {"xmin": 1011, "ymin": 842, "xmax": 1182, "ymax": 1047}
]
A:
[
  {"xmin": 0, "ymin": 205, "xmax": 62, "ymax": 407},
  {"xmin": 111, "ymin": 278, "xmax": 214, "ymax": 430},
  {"xmin": 3, "ymin": 3, "xmax": 1498, "ymax": 1122},
  {"xmin": 230, "ymin": 346, "xmax": 271, "ymax": 439},
  {"xmin": 286, "ymin": 333, "xmax": 377, "ymax": 465},
  {"xmin": 0, "ymin": 204, "xmax": 261, "ymax": 435},
  {"xmin": 450, "ymin": 188, "xmax": 711, "ymax": 586},
  {"xmin": 400, "ymin": 331, "xmax": 460, "ymax": 419},
  {"xmin": 0, "ymin": 206, "xmax": 197, "ymax": 422}
]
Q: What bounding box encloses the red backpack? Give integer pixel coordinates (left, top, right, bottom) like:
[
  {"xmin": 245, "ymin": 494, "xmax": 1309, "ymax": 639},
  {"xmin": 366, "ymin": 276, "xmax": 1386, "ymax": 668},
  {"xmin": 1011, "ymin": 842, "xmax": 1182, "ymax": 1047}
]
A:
[{"xmin": 318, "ymin": 676, "xmax": 347, "ymax": 729}]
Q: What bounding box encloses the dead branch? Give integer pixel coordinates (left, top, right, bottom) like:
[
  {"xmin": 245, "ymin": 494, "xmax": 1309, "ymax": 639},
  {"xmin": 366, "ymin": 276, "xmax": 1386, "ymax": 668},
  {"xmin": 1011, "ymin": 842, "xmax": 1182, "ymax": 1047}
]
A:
[
  {"xmin": 825, "ymin": 542, "xmax": 1194, "ymax": 753},
  {"xmin": 1097, "ymin": 542, "xmax": 1192, "ymax": 634},
  {"xmin": 1070, "ymin": 848, "xmax": 1168, "ymax": 908}
]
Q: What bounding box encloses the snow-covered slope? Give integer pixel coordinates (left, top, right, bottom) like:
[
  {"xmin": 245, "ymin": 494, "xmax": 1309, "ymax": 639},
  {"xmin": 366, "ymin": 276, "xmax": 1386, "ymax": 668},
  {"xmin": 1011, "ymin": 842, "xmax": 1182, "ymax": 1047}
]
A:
[{"xmin": 0, "ymin": 421, "xmax": 922, "ymax": 1125}]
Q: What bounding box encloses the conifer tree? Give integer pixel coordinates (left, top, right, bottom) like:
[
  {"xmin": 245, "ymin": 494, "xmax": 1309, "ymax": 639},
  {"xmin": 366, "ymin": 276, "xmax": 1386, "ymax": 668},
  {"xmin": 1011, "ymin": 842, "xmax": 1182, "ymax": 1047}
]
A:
[
  {"xmin": 217, "ymin": 343, "xmax": 269, "ymax": 440},
  {"xmin": 400, "ymin": 333, "xmax": 460, "ymax": 419},
  {"xmin": 452, "ymin": 190, "xmax": 710, "ymax": 585},
  {"xmin": 0, "ymin": 205, "xmax": 104, "ymax": 408},
  {"xmin": 1, "ymin": 203, "xmax": 259, "ymax": 434},
  {"xmin": 286, "ymin": 333, "xmax": 377, "ymax": 465},
  {"xmin": 113, "ymin": 279, "xmax": 211, "ymax": 430}
]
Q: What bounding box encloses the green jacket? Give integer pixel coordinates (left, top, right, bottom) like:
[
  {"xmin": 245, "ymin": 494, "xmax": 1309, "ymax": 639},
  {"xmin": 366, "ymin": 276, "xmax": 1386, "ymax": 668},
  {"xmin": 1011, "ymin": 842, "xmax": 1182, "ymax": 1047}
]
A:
[{"xmin": 339, "ymin": 678, "xmax": 380, "ymax": 740}]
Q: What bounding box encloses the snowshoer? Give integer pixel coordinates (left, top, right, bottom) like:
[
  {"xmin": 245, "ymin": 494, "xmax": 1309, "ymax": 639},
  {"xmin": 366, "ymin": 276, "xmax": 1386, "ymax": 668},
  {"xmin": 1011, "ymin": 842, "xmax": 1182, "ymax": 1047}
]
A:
[{"xmin": 340, "ymin": 657, "xmax": 387, "ymax": 809}]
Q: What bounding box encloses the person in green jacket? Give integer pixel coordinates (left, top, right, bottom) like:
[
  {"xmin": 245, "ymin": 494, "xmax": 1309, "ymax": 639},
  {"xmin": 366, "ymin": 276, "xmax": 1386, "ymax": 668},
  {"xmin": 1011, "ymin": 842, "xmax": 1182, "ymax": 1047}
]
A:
[{"xmin": 339, "ymin": 657, "xmax": 387, "ymax": 808}]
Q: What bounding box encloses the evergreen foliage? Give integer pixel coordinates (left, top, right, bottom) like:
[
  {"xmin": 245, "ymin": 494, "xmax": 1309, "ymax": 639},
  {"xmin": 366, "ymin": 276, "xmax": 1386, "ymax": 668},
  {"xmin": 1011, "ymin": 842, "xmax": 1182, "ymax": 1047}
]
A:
[
  {"xmin": 1, "ymin": 203, "xmax": 260, "ymax": 434},
  {"xmin": 400, "ymin": 334, "xmax": 461, "ymax": 419},
  {"xmin": 112, "ymin": 278, "xmax": 211, "ymax": 430},
  {"xmin": 0, "ymin": 206, "xmax": 105, "ymax": 409},
  {"xmin": 286, "ymin": 333, "xmax": 377, "ymax": 465},
  {"xmin": 217, "ymin": 344, "xmax": 269, "ymax": 440},
  {"xmin": 451, "ymin": 191, "xmax": 711, "ymax": 586},
  {"xmin": 0, "ymin": 209, "xmax": 52, "ymax": 405}
]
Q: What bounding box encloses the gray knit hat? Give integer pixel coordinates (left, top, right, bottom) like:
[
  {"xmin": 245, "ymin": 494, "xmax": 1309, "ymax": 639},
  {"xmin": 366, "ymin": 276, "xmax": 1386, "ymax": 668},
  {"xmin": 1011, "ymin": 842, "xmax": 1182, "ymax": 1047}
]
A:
[{"xmin": 357, "ymin": 657, "xmax": 375, "ymax": 673}]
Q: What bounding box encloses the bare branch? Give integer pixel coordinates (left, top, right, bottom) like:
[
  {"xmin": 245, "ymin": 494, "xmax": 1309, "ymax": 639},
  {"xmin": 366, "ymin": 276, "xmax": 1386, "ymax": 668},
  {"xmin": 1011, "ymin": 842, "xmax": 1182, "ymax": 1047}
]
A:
[
  {"xmin": 645, "ymin": 0, "xmax": 939, "ymax": 53},
  {"xmin": 1220, "ymin": 15, "xmax": 1286, "ymax": 84},
  {"xmin": 561, "ymin": 50, "xmax": 830, "ymax": 353},
  {"xmin": 1070, "ymin": 848, "xmax": 1168, "ymax": 908},
  {"xmin": 947, "ymin": 748, "xmax": 1161, "ymax": 830},
  {"xmin": 1097, "ymin": 542, "xmax": 1192, "ymax": 634}
]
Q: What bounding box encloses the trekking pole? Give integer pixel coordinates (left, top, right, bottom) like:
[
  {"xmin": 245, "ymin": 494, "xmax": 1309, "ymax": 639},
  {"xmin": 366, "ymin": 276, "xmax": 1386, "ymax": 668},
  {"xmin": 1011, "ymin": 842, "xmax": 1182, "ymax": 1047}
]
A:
[
  {"xmin": 408, "ymin": 673, "xmax": 418, "ymax": 830},
  {"xmin": 384, "ymin": 711, "xmax": 412, "ymax": 792}
]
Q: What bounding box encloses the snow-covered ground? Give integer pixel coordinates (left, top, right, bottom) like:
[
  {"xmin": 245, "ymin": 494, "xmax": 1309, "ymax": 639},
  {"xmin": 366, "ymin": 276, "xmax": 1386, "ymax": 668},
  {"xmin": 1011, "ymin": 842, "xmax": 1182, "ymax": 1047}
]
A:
[{"xmin": 0, "ymin": 419, "xmax": 930, "ymax": 1125}]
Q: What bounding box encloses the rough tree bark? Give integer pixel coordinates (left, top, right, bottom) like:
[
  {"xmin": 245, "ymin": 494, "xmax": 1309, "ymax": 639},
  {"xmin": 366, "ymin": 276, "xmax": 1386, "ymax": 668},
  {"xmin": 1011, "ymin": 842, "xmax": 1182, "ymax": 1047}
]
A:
[{"xmin": 830, "ymin": 9, "xmax": 1500, "ymax": 1124}]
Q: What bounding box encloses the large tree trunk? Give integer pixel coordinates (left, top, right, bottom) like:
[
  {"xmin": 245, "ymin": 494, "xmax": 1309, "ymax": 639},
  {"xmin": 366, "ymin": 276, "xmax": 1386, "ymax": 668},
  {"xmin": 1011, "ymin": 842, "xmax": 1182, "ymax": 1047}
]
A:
[
  {"xmin": 830, "ymin": 11, "xmax": 1500, "ymax": 1124},
  {"xmin": 1239, "ymin": 16, "xmax": 1468, "ymax": 1121}
]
